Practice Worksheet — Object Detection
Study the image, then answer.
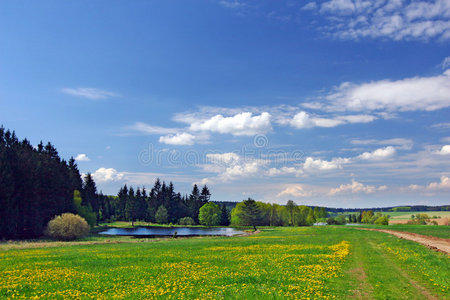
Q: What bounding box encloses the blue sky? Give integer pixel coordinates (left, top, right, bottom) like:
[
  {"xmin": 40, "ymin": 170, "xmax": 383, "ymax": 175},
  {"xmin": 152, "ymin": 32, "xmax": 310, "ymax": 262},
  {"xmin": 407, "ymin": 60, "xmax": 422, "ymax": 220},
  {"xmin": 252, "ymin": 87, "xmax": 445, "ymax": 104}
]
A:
[{"xmin": 1, "ymin": 0, "xmax": 450, "ymax": 208}]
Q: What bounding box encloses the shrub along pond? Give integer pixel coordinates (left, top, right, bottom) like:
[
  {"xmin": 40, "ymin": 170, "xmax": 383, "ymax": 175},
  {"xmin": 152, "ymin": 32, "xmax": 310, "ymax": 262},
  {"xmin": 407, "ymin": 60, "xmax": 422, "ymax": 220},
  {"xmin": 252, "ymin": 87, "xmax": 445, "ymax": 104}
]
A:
[{"xmin": 98, "ymin": 227, "xmax": 244, "ymax": 237}]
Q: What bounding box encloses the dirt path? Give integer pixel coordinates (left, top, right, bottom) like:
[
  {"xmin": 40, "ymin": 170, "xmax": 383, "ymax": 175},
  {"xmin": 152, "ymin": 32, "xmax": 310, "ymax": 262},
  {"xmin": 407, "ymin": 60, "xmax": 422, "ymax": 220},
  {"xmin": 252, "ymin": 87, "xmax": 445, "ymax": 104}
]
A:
[{"xmin": 357, "ymin": 228, "xmax": 450, "ymax": 254}]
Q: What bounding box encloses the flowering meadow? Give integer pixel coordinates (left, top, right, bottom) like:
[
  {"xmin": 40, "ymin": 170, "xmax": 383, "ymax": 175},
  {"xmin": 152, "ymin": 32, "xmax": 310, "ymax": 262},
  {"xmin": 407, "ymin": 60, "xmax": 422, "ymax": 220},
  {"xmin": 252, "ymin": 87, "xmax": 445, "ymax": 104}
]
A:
[{"xmin": 0, "ymin": 227, "xmax": 448, "ymax": 299}]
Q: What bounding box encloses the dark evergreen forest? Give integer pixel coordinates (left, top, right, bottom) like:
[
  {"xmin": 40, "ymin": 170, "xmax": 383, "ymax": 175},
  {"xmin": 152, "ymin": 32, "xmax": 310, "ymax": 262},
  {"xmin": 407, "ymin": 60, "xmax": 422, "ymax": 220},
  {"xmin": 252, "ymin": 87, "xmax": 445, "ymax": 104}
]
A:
[{"xmin": 0, "ymin": 127, "xmax": 225, "ymax": 239}]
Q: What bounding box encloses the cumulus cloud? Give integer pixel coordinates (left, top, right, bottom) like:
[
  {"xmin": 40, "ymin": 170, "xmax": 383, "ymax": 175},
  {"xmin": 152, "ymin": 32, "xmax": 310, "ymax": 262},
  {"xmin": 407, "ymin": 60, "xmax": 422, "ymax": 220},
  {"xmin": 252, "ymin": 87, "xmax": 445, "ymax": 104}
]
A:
[
  {"xmin": 189, "ymin": 112, "xmax": 272, "ymax": 136},
  {"xmin": 303, "ymin": 157, "xmax": 350, "ymax": 171},
  {"xmin": 427, "ymin": 176, "xmax": 450, "ymax": 190},
  {"xmin": 267, "ymin": 167, "xmax": 303, "ymax": 177},
  {"xmin": 358, "ymin": 146, "xmax": 396, "ymax": 160},
  {"xmin": 277, "ymin": 185, "xmax": 312, "ymax": 198},
  {"xmin": 406, "ymin": 176, "xmax": 450, "ymax": 191},
  {"xmin": 159, "ymin": 133, "xmax": 196, "ymax": 146},
  {"xmin": 61, "ymin": 87, "xmax": 118, "ymax": 100},
  {"xmin": 287, "ymin": 111, "xmax": 376, "ymax": 129},
  {"xmin": 200, "ymin": 152, "xmax": 268, "ymax": 183},
  {"xmin": 436, "ymin": 145, "xmax": 450, "ymax": 155},
  {"xmin": 325, "ymin": 70, "xmax": 450, "ymax": 112},
  {"xmin": 92, "ymin": 168, "xmax": 124, "ymax": 183},
  {"xmin": 288, "ymin": 111, "xmax": 343, "ymax": 128},
  {"xmin": 328, "ymin": 179, "xmax": 386, "ymax": 195},
  {"xmin": 75, "ymin": 153, "xmax": 90, "ymax": 162},
  {"xmin": 313, "ymin": 0, "xmax": 450, "ymax": 41}
]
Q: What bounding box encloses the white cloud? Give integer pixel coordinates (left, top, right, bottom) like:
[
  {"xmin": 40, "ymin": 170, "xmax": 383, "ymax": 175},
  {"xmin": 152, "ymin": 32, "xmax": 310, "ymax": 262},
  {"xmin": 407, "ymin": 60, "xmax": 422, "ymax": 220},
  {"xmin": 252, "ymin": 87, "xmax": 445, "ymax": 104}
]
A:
[
  {"xmin": 267, "ymin": 167, "xmax": 303, "ymax": 177},
  {"xmin": 320, "ymin": 0, "xmax": 360, "ymax": 15},
  {"xmin": 303, "ymin": 157, "xmax": 350, "ymax": 171},
  {"xmin": 190, "ymin": 112, "xmax": 272, "ymax": 136},
  {"xmin": 406, "ymin": 176, "xmax": 450, "ymax": 191},
  {"xmin": 159, "ymin": 133, "xmax": 196, "ymax": 146},
  {"xmin": 277, "ymin": 185, "xmax": 312, "ymax": 198},
  {"xmin": 427, "ymin": 176, "xmax": 450, "ymax": 190},
  {"xmin": 200, "ymin": 152, "xmax": 268, "ymax": 183},
  {"xmin": 301, "ymin": 102, "xmax": 323, "ymax": 110},
  {"xmin": 351, "ymin": 138, "xmax": 413, "ymax": 150},
  {"xmin": 408, "ymin": 184, "xmax": 421, "ymax": 191},
  {"xmin": 328, "ymin": 179, "xmax": 385, "ymax": 195},
  {"xmin": 337, "ymin": 114, "xmax": 376, "ymax": 123},
  {"xmin": 287, "ymin": 111, "xmax": 376, "ymax": 129},
  {"xmin": 315, "ymin": 0, "xmax": 450, "ymax": 41},
  {"xmin": 75, "ymin": 153, "xmax": 90, "ymax": 162},
  {"xmin": 206, "ymin": 152, "xmax": 241, "ymax": 165},
  {"xmin": 92, "ymin": 168, "xmax": 124, "ymax": 183},
  {"xmin": 289, "ymin": 111, "xmax": 343, "ymax": 128},
  {"xmin": 302, "ymin": 2, "xmax": 318, "ymax": 11},
  {"xmin": 432, "ymin": 122, "xmax": 450, "ymax": 129},
  {"xmin": 61, "ymin": 87, "xmax": 118, "ymax": 100},
  {"xmin": 218, "ymin": 0, "xmax": 246, "ymax": 9},
  {"xmin": 325, "ymin": 70, "xmax": 450, "ymax": 112},
  {"xmin": 442, "ymin": 57, "xmax": 450, "ymax": 69},
  {"xmin": 436, "ymin": 145, "xmax": 450, "ymax": 155},
  {"xmin": 127, "ymin": 122, "xmax": 179, "ymax": 135},
  {"xmin": 358, "ymin": 146, "xmax": 396, "ymax": 160}
]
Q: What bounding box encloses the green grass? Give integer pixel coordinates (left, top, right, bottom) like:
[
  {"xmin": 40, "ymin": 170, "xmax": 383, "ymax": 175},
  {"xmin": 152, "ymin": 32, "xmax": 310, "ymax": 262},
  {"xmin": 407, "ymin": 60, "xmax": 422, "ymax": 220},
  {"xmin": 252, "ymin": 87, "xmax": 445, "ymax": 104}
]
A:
[{"xmin": 0, "ymin": 227, "xmax": 448, "ymax": 299}]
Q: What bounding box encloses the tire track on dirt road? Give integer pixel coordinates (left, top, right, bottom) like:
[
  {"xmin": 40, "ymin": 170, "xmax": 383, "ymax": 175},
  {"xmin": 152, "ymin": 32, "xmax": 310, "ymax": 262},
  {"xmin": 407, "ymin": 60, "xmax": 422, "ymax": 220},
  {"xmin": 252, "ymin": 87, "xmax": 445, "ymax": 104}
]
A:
[{"xmin": 356, "ymin": 228, "xmax": 450, "ymax": 254}]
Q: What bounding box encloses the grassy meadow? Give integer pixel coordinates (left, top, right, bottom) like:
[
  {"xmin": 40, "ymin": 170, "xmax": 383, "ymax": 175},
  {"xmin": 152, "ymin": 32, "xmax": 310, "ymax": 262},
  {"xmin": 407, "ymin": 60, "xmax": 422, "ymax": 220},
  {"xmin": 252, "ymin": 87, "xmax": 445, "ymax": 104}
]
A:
[{"xmin": 0, "ymin": 226, "xmax": 449, "ymax": 299}]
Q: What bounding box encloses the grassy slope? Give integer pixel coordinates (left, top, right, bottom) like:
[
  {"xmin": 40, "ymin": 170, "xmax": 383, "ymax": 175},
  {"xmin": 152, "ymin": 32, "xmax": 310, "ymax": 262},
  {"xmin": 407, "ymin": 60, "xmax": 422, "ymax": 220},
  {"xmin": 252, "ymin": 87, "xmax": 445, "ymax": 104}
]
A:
[{"xmin": 0, "ymin": 227, "xmax": 448, "ymax": 299}]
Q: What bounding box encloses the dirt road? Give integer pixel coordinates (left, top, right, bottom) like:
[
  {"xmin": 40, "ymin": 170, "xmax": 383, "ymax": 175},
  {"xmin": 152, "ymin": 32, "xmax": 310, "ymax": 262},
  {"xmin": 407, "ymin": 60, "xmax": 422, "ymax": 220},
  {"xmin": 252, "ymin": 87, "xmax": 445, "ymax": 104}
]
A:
[{"xmin": 357, "ymin": 228, "xmax": 450, "ymax": 254}]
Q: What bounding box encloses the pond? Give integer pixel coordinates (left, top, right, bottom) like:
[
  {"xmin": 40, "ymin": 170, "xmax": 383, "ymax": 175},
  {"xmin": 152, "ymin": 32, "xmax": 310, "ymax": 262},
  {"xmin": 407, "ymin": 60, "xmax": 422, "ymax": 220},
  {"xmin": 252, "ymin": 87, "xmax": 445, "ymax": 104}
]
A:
[{"xmin": 98, "ymin": 227, "xmax": 244, "ymax": 237}]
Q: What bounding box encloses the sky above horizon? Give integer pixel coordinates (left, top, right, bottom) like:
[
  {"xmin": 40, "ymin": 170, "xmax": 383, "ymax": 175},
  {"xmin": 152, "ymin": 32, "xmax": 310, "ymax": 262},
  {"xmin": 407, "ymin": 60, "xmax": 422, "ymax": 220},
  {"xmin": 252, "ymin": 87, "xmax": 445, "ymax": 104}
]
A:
[{"xmin": 1, "ymin": 0, "xmax": 450, "ymax": 208}]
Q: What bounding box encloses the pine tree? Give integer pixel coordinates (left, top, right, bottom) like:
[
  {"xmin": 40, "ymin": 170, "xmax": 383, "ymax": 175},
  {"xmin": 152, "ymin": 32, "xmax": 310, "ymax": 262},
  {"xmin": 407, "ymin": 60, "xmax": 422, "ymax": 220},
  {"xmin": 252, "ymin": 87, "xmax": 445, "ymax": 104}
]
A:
[
  {"xmin": 200, "ymin": 185, "xmax": 211, "ymax": 204},
  {"xmin": 82, "ymin": 173, "xmax": 99, "ymax": 222},
  {"xmin": 220, "ymin": 204, "xmax": 230, "ymax": 226}
]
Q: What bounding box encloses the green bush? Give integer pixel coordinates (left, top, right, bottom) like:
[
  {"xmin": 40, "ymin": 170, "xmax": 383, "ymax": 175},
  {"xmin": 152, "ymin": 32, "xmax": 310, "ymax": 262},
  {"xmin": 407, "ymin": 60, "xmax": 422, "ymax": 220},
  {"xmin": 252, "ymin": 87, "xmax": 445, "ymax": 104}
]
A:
[
  {"xmin": 374, "ymin": 216, "xmax": 389, "ymax": 225},
  {"xmin": 199, "ymin": 202, "xmax": 221, "ymax": 226},
  {"xmin": 46, "ymin": 213, "xmax": 90, "ymax": 241},
  {"xmin": 178, "ymin": 217, "xmax": 195, "ymax": 225}
]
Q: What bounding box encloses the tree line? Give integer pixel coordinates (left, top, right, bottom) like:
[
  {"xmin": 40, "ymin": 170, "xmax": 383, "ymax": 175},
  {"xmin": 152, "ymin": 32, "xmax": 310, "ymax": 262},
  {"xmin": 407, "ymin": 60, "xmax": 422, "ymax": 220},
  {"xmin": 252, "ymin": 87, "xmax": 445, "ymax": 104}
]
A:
[
  {"xmin": 230, "ymin": 199, "xmax": 328, "ymax": 229},
  {"xmin": 95, "ymin": 181, "xmax": 230, "ymax": 226}
]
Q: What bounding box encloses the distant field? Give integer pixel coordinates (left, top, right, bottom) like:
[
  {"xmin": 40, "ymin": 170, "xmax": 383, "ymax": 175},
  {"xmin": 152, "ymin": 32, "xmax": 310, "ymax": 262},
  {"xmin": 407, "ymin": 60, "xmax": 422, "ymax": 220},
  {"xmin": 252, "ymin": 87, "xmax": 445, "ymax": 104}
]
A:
[
  {"xmin": 0, "ymin": 226, "xmax": 448, "ymax": 299},
  {"xmin": 380, "ymin": 211, "xmax": 450, "ymax": 225},
  {"xmin": 382, "ymin": 211, "xmax": 450, "ymax": 219}
]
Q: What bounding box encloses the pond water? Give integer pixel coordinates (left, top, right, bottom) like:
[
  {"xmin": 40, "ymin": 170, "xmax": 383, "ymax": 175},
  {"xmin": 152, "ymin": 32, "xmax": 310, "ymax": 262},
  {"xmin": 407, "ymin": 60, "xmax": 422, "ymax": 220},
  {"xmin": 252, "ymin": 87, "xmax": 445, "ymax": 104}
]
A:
[{"xmin": 98, "ymin": 227, "xmax": 244, "ymax": 237}]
